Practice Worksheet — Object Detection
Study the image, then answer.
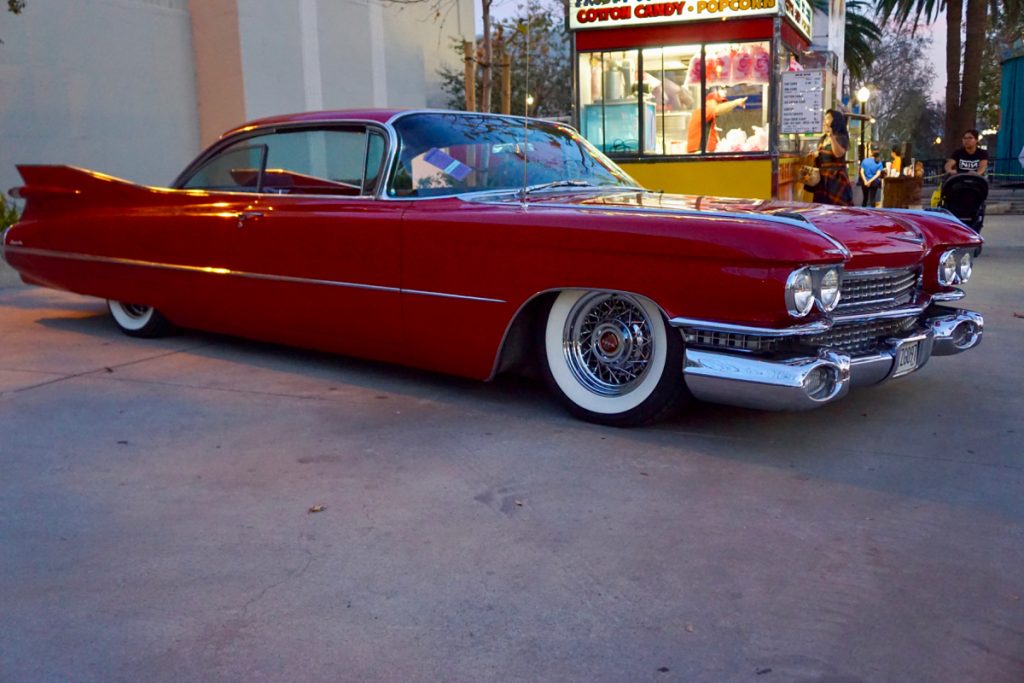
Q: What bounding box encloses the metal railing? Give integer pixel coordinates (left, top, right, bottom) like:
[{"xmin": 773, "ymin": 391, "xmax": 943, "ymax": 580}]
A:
[{"xmin": 912, "ymin": 158, "xmax": 1024, "ymax": 187}]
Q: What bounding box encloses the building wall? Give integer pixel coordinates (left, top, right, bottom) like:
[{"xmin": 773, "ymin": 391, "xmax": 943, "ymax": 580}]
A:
[
  {"xmin": 230, "ymin": 0, "xmax": 473, "ymax": 124},
  {"xmin": 189, "ymin": 0, "xmax": 246, "ymax": 147},
  {"xmin": 0, "ymin": 0, "xmax": 200, "ymax": 193},
  {"xmin": 0, "ymin": 0, "xmax": 475, "ymax": 195}
]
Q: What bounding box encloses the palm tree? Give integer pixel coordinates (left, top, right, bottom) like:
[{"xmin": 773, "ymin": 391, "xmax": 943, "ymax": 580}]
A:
[
  {"xmin": 845, "ymin": 1, "xmax": 885, "ymax": 83},
  {"xmin": 874, "ymin": 0, "xmax": 987, "ymax": 155},
  {"xmin": 812, "ymin": 0, "xmax": 883, "ymax": 83}
]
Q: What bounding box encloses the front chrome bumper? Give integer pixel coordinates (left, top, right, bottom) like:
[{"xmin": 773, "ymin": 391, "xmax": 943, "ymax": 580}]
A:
[{"xmin": 681, "ymin": 307, "xmax": 983, "ymax": 411}]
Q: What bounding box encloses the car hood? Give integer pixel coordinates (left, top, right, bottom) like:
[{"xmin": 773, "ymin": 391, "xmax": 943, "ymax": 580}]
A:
[{"xmin": 522, "ymin": 190, "xmax": 940, "ymax": 268}]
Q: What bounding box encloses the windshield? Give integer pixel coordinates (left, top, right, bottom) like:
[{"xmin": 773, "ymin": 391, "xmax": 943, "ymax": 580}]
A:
[{"xmin": 387, "ymin": 112, "xmax": 639, "ymax": 198}]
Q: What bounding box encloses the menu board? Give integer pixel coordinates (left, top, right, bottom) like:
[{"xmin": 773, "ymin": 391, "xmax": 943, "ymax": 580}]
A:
[{"xmin": 781, "ymin": 70, "xmax": 824, "ymax": 134}]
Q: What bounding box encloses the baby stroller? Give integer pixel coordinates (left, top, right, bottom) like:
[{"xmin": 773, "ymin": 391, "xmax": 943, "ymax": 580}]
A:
[{"xmin": 938, "ymin": 173, "xmax": 988, "ymax": 234}]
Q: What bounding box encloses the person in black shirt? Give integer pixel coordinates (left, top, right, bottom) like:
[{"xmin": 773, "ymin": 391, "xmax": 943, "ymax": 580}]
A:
[{"xmin": 945, "ymin": 129, "xmax": 989, "ymax": 176}]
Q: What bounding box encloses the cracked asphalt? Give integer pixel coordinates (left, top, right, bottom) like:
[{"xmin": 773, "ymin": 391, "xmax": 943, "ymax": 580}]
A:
[{"xmin": 1, "ymin": 215, "xmax": 1022, "ymax": 682}]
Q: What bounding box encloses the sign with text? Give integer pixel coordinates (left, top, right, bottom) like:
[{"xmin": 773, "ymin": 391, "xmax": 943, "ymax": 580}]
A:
[
  {"xmin": 781, "ymin": 69, "xmax": 824, "ymax": 134},
  {"xmin": 570, "ymin": 0, "xmax": 778, "ymax": 31},
  {"xmin": 783, "ymin": 0, "xmax": 813, "ymax": 40}
]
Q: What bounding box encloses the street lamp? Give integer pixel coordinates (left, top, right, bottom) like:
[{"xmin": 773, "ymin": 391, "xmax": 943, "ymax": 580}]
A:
[{"xmin": 856, "ymin": 87, "xmax": 871, "ymax": 160}]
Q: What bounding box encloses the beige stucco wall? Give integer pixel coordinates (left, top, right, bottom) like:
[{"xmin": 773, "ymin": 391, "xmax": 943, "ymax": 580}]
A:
[
  {"xmin": 0, "ymin": 0, "xmax": 475, "ymax": 196},
  {"xmin": 0, "ymin": 0, "xmax": 200, "ymax": 193},
  {"xmin": 233, "ymin": 0, "xmax": 474, "ymax": 120}
]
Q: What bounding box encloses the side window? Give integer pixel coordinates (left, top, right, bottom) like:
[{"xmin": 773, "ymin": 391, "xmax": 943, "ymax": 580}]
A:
[
  {"xmin": 181, "ymin": 144, "xmax": 267, "ymax": 192},
  {"xmin": 182, "ymin": 128, "xmax": 388, "ymax": 196},
  {"xmin": 262, "ymin": 129, "xmax": 365, "ymax": 195},
  {"xmin": 363, "ymin": 132, "xmax": 387, "ymax": 194}
]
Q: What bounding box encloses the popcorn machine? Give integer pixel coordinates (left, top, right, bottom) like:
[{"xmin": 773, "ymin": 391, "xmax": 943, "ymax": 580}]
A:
[{"xmin": 571, "ymin": 0, "xmax": 818, "ymax": 200}]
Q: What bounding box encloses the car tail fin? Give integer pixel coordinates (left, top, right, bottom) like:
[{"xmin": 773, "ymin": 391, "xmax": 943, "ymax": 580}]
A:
[
  {"xmin": 11, "ymin": 164, "xmax": 155, "ymax": 203},
  {"xmin": 10, "ymin": 165, "xmax": 158, "ymax": 221}
]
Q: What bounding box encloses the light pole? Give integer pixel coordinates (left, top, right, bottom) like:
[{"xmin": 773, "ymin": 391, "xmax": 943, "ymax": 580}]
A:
[{"xmin": 856, "ymin": 86, "xmax": 871, "ymax": 160}]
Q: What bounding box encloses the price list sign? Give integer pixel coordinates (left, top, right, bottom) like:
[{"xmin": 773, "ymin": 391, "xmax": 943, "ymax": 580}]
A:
[{"xmin": 781, "ymin": 70, "xmax": 824, "ymax": 134}]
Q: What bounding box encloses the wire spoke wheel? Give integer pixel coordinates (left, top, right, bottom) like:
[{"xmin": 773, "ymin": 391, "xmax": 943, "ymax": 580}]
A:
[
  {"xmin": 564, "ymin": 293, "xmax": 654, "ymax": 397},
  {"xmin": 542, "ymin": 290, "xmax": 688, "ymax": 426}
]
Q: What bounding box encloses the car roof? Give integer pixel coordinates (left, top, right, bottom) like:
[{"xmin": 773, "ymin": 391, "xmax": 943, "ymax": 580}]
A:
[{"xmin": 220, "ymin": 109, "xmax": 407, "ymax": 138}]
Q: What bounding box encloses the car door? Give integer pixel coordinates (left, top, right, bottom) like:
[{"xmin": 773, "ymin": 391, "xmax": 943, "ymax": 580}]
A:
[
  {"xmin": 222, "ymin": 125, "xmax": 404, "ymax": 361},
  {"xmin": 115, "ymin": 142, "xmax": 267, "ymax": 332}
]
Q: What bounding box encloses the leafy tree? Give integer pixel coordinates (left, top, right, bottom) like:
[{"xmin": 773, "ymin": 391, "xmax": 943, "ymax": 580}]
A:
[
  {"xmin": 438, "ymin": 0, "xmax": 571, "ymax": 117},
  {"xmin": 844, "ymin": 1, "xmax": 884, "ymax": 82},
  {"xmin": 0, "ymin": 195, "xmax": 20, "ymax": 233},
  {"xmin": 861, "ymin": 24, "xmax": 944, "ymax": 159},
  {"xmin": 874, "ymin": 0, "xmax": 990, "ymax": 155}
]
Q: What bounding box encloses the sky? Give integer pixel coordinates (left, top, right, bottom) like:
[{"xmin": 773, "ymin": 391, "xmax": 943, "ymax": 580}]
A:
[{"xmin": 920, "ymin": 12, "xmax": 948, "ymax": 102}]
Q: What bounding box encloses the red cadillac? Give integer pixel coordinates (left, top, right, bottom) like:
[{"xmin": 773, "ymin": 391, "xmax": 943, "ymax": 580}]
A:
[{"xmin": 1, "ymin": 110, "xmax": 984, "ymax": 426}]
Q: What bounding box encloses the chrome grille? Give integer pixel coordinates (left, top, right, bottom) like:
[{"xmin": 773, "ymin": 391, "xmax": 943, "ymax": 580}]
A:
[
  {"xmin": 801, "ymin": 317, "xmax": 918, "ymax": 355},
  {"xmin": 838, "ymin": 268, "xmax": 919, "ymax": 312},
  {"xmin": 684, "ymin": 330, "xmax": 780, "ymax": 353}
]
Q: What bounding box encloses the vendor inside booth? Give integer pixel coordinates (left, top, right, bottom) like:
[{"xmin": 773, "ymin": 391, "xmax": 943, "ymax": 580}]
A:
[{"xmin": 571, "ymin": 0, "xmax": 819, "ymax": 200}]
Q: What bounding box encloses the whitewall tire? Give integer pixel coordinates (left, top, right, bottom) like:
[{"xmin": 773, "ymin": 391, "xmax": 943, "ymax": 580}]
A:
[
  {"xmin": 542, "ymin": 290, "xmax": 688, "ymax": 426},
  {"xmin": 107, "ymin": 300, "xmax": 174, "ymax": 338}
]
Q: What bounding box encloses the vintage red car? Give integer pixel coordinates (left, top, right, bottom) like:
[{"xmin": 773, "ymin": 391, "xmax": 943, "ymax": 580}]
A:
[{"xmin": 2, "ymin": 109, "xmax": 983, "ymax": 426}]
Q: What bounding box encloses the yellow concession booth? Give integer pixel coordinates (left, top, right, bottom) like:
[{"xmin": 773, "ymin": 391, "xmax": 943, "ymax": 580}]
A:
[{"xmin": 571, "ymin": 0, "xmax": 819, "ymax": 200}]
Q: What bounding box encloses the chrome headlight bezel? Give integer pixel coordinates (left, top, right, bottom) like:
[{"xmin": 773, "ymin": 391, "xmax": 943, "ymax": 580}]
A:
[
  {"xmin": 957, "ymin": 250, "xmax": 973, "ymax": 283},
  {"xmin": 938, "ymin": 249, "xmax": 959, "ymax": 285},
  {"xmin": 785, "ymin": 265, "xmax": 844, "ymax": 318},
  {"xmin": 938, "ymin": 247, "xmax": 974, "ymax": 286},
  {"xmin": 785, "ymin": 267, "xmax": 815, "ymax": 318},
  {"xmin": 816, "ymin": 266, "xmax": 843, "ymax": 312}
]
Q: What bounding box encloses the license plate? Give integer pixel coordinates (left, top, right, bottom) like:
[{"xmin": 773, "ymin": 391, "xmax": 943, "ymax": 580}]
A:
[{"xmin": 893, "ymin": 341, "xmax": 920, "ymax": 377}]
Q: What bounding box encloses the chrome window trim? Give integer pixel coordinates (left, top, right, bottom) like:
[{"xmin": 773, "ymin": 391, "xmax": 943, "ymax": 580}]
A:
[
  {"xmin": 173, "ymin": 120, "xmax": 393, "ymax": 199},
  {"xmin": 3, "ymin": 246, "xmax": 506, "ymax": 304}
]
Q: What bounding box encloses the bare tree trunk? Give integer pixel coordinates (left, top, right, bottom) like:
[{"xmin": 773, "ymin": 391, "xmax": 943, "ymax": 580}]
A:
[
  {"xmin": 957, "ymin": 0, "xmax": 987, "ymax": 135},
  {"xmin": 500, "ymin": 52, "xmax": 511, "ymax": 115},
  {"xmin": 943, "ymin": 0, "xmax": 963, "ymax": 155},
  {"xmin": 480, "ymin": 0, "xmax": 493, "ymax": 113},
  {"xmin": 464, "ymin": 40, "xmax": 476, "ymax": 112}
]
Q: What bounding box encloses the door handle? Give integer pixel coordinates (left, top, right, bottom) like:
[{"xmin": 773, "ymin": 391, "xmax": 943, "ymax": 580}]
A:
[{"xmin": 236, "ymin": 210, "xmax": 263, "ymax": 228}]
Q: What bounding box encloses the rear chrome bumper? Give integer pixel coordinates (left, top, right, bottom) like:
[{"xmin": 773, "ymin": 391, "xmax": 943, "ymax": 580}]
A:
[{"xmin": 681, "ymin": 308, "xmax": 983, "ymax": 411}]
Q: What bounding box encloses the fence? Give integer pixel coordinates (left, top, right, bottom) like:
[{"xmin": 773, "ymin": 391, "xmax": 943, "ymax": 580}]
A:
[{"xmin": 912, "ymin": 158, "xmax": 1024, "ymax": 187}]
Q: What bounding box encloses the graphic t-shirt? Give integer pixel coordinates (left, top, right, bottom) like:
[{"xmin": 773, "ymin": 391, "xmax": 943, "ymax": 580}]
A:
[{"xmin": 951, "ymin": 147, "xmax": 989, "ymax": 174}]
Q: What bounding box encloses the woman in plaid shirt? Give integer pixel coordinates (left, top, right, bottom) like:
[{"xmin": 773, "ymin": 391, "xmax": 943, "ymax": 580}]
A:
[{"xmin": 808, "ymin": 109, "xmax": 853, "ymax": 206}]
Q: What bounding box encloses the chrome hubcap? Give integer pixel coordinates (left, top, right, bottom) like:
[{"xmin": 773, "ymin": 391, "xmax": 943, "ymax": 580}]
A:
[{"xmin": 563, "ymin": 293, "xmax": 654, "ymax": 397}]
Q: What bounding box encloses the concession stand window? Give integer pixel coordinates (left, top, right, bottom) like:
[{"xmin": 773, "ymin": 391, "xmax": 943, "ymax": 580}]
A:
[{"xmin": 570, "ymin": 0, "xmax": 818, "ymax": 200}]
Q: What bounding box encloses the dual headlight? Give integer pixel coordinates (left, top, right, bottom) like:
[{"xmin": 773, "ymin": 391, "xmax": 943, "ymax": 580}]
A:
[
  {"xmin": 938, "ymin": 248, "xmax": 973, "ymax": 286},
  {"xmin": 786, "ymin": 265, "xmax": 842, "ymax": 318}
]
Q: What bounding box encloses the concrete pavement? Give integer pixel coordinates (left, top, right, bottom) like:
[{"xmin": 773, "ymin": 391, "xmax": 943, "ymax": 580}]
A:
[{"xmin": 1, "ymin": 216, "xmax": 1022, "ymax": 682}]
